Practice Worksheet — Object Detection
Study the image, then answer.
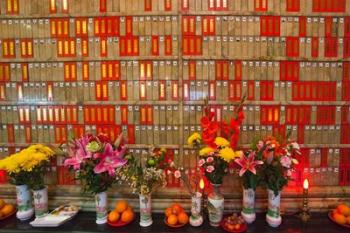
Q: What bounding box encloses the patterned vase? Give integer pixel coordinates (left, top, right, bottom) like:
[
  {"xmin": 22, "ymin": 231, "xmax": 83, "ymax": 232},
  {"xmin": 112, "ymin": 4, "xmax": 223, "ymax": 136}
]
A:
[
  {"xmin": 33, "ymin": 187, "xmax": 48, "ymax": 218},
  {"xmin": 16, "ymin": 184, "xmax": 34, "ymax": 221},
  {"xmin": 241, "ymin": 188, "xmax": 256, "ymax": 223},
  {"xmin": 207, "ymin": 183, "xmax": 224, "ymax": 227},
  {"xmin": 266, "ymin": 189, "xmax": 282, "ymax": 227},
  {"xmin": 139, "ymin": 194, "xmax": 153, "ymax": 227},
  {"xmin": 189, "ymin": 192, "xmax": 203, "ymax": 227},
  {"xmin": 95, "ymin": 191, "xmax": 107, "ymax": 224}
]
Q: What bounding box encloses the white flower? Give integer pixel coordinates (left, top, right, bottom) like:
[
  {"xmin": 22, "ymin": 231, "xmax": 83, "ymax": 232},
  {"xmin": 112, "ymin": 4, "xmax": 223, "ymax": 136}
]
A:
[
  {"xmin": 291, "ymin": 142, "xmax": 300, "ymax": 150},
  {"xmin": 280, "ymin": 155, "xmax": 292, "ymax": 168},
  {"xmin": 174, "ymin": 170, "xmax": 181, "ymax": 178}
]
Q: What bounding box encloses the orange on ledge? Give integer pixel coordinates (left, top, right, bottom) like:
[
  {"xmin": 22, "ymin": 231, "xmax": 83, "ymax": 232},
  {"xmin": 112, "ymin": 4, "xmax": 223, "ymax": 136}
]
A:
[
  {"xmin": 337, "ymin": 204, "xmax": 350, "ymax": 217},
  {"xmin": 109, "ymin": 200, "xmax": 134, "ymax": 224},
  {"xmin": 115, "ymin": 200, "xmax": 128, "ymax": 213},
  {"xmin": 108, "ymin": 210, "xmax": 120, "ymax": 223},
  {"xmin": 167, "ymin": 214, "xmax": 178, "ymax": 226},
  {"xmin": 121, "ymin": 209, "xmax": 134, "ymax": 223},
  {"xmin": 0, "ymin": 204, "xmax": 14, "ymax": 216},
  {"xmin": 178, "ymin": 212, "xmax": 189, "ymax": 224},
  {"xmin": 164, "ymin": 203, "xmax": 188, "ymax": 226},
  {"xmin": 333, "ymin": 212, "xmax": 347, "ymax": 225}
]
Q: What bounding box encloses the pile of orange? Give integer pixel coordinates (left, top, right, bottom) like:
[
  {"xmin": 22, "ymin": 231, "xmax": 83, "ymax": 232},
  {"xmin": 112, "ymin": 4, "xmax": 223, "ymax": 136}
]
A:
[
  {"xmin": 164, "ymin": 203, "xmax": 189, "ymax": 226},
  {"xmin": 108, "ymin": 200, "xmax": 134, "ymax": 223},
  {"xmin": 332, "ymin": 204, "xmax": 350, "ymax": 225},
  {"xmin": 0, "ymin": 199, "xmax": 15, "ymax": 218}
]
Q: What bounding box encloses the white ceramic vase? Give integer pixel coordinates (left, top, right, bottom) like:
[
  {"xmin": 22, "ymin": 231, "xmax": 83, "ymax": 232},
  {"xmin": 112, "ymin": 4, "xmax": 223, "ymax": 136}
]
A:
[
  {"xmin": 266, "ymin": 189, "xmax": 282, "ymax": 227},
  {"xmin": 207, "ymin": 183, "xmax": 224, "ymax": 227},
  {"xmin": 241, "ymin": 188, "xmax": 256, "ymax": 224},
  {"xmin": 16, "ymin": 184, "xmax": 34, "ymax": 221},
  {"xmin": 139, "ymin": 194, "xmax": 153, "ymax": 227},
  {"xmin": 33, "ymin": 187, "xmax": 48, "ymax": 218},
  {"xmin": 189, "ymin": 192, "xmax": 203, "ymax": 227},
  {"xmin": 95, "ymin": 191, "xmax": 108, "ymax": 224}
]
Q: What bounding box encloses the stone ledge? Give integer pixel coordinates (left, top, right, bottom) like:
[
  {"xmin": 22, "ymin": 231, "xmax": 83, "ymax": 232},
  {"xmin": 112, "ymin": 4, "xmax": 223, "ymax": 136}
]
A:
[{"xmin": 1, "ymin": 184, "xmax": 349, "ymax": 213}]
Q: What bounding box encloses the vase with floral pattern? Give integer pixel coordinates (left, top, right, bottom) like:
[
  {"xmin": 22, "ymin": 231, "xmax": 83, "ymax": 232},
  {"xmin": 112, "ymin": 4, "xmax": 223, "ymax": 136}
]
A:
[
  {"xmin": 33, "ymin": 187, "xmax": 48, "ymax": 218},
  {"xmin": 95, "ymin": 191, "xmax": 107, "ymax": 224},
  {"xmin": 207, "ymin": 183, "xmax": 224, "ymax": 227},
  {"xmin": 266, "ymin": 189, "xmax": 282, "ymax": 227},
  {"xmin": 139, "ymin": 194, "xmax": 152, "ymax": 227},
  {"xmin": 16, "ymin": 184, "xmax": 34, "ymax": 221}
]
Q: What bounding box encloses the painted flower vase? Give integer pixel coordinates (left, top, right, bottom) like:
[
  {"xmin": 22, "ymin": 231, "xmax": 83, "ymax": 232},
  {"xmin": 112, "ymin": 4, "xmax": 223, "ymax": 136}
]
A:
[
  {"xmin": 241, "ymin": 188, "xmax": 256, "ymax": 224},
  {"xmin": 266, "ymin": 189, "xmax": 282, "ymax": 227},
  {"xmin": 139, "ymin": 194, "xmax": 153, "ymax": 227},
  {"xmin": 95, "ymin": 191, "xmax": 107, "ymax": 224},
  {"xmin": 207, "ymin": 183, "xmax": 224, "ymax": 227},
  {"xmin": 189, "ymin": 192, "xmax": 203, "ymax": 227},
  {"xmin": 16, "ymin": 184, "xmax": 34, "ymax": 221},
  {"xmin": 33, "ymin": 187, "xmax": 48, "ymax": 218}
]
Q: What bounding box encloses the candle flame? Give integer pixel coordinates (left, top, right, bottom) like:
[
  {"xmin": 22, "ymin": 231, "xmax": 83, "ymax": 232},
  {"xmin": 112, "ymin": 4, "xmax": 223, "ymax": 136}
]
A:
[
  {"xmin": 303, "ymin": 179, "xmax": 309, "ymax": 189},
  {"xmin": 199, "ymin": 178, "xmax": 205, "ymax": 190}
]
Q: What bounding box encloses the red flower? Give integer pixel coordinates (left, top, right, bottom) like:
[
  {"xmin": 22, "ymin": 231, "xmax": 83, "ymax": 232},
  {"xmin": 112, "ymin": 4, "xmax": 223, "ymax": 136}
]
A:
[
  {"xmin": 201, "ymin": 116, "xmax": 210, "ymax": 129},
  {"xmin": 97, "ymin": 133, "xmax": 112, "ymax": 144}
]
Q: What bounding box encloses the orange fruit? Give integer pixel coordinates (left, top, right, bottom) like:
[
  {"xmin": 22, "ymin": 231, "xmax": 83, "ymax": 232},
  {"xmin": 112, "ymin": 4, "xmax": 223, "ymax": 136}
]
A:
[
  {"xmin": 167, "ymin": 214, "xmax": 178, "ymax": 225},
  {"xmin": 126, "ymin": 206, "xmax": 133, "ymax": 212},
  {"xmin": 115, "ymin": 200, "xmax": 128, "ymax": 213},
  {"xmin": 178, "ymin": 212, "xmax": 189, "ymax": 224},
  {"xmin": 121, "ymin": 209, "xmax": 134, "ymax": 223},
  {"xmin": 334, "ymin": 212, "xmax": 347, "ymax": 225},
  {"xmin": 0, "ymin": 200, "xmax": 5, "ymax": 209},
  {"xmin": 337, "ymin": 204, "xmax": 350, "ymax": 217},
  {"xmin": 171, "ymin": 204, "xmax": 183, "ymax": 215},
  {"xmin": 108, "ymin": 210, "xmax": 120, "ymax": 223},
  {"xmin": 165, "ymin": 207, "xmax": 172, "ymax": 217},
  {"xmin": 346, "ymin": 216, "xmax": 350, "ymax": 225},
  {"xmin": 0, "ymin": 204, "xmax": 14, "ymax": 216}
]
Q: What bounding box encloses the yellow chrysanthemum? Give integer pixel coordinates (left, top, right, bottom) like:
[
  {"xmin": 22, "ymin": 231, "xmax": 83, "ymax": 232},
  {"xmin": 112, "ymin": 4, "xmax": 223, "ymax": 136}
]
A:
[
  {"xmin": 199, "ymin": 147, "xmax": 215, "ymax": 156},
  {"xmin": 214, "ymin": 137, "xmax": 230, "ymax": 147},
  {"xmin": 219, "ymin": 147, "xmax": 242, "ymax": 162},
  {"xmin": 0, "ymin": 144, "xmax": 55, "ymax": 174},
  {"xmin": 187, "ymin": 133, "xmax": 201, "ymax": 146}
]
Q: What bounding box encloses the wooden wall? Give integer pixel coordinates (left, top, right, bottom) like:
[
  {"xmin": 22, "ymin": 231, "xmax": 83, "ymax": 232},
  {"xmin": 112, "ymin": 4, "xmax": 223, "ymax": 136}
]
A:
[{"xmin": 0, "ymin": 0, "xmax": 350, "ymax": 211}]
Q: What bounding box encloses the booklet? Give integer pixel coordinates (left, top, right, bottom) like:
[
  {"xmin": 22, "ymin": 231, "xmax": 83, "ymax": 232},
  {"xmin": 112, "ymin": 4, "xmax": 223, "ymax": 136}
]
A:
[{"xmin": 30, "ymin": 205, "xmax": 79, "ymax": 227}]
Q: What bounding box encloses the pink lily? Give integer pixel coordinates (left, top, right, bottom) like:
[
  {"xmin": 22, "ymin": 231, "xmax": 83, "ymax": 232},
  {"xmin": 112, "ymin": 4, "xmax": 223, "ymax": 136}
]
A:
[
  {"xmin": 93, "ymin": 144, "xmax": 127, "ymax": 176},
  {"xmin": 64, "ymin": 135, "xmax": 93, "ymax": 169},
  {"xmin": 235, "ymin": 152, "xmax": 263, "ymax": 177}
]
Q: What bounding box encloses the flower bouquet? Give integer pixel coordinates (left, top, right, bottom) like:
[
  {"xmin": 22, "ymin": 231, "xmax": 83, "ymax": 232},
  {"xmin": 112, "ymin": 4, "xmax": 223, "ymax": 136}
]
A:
[
  {"xmin": 0, "ymin": 144, "xmax": 56, "ymax": 219},
  {"xmin": 63, "ymin": 133, "xmax": 127, "ymax": 224},
  {"xmin": 253, "ymin": 134, "xmax": 301, "ymax": 227},
  {"xmin": 234, "ymin": 151, "xmax": 263, "ymax": 223},
  {"xmin": 188, "ymin": 98, "xmax": 245, "ymax": 226},
  {"xmin": 115, "ymin": 148, "xmax": 167, "ymax": 227}
]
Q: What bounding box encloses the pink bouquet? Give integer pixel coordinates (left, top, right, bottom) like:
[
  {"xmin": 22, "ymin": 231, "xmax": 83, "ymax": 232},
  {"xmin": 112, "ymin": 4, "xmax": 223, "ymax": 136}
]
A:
[{"xmin": 63, "ymin": 133, "xmax": 127, "ymax": 194}]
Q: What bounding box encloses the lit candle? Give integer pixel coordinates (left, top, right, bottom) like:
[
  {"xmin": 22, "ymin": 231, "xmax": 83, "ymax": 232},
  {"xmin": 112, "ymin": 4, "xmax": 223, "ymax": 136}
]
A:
[
  {"xmin": 199, "ymin": 178, "xmax": 205, "ymax": 191},
  {"xmin": 199, "ymin": 178, "xmax": 205, "ymax": 215},
  {"xmin": 300, "ymin": 178, "xmax": 311, "ymax": 222},
  {"xmin": 303, "ymin": 179, "xmax": 309, "ymax": 194}
]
